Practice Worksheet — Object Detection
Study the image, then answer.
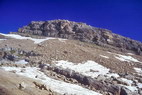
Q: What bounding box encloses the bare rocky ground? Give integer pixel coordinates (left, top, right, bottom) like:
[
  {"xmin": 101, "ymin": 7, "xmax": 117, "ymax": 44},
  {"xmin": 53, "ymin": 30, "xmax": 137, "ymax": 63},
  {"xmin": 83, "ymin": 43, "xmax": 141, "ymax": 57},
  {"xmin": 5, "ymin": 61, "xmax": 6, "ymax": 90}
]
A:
[
  {"xmin": 0, "ymin": 34, "xmax": 142, "ymax": 95},
  {"xmin": 1, "ymin": 37, "xmax": 141, "ymax": 74}
]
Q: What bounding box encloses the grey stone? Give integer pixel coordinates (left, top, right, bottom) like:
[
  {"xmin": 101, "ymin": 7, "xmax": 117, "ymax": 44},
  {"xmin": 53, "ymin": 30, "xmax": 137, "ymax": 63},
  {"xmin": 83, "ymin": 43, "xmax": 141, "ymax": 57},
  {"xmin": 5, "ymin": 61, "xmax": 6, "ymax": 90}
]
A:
[
  {"xmin": 96, "ymin": 74, "xmax": 107, "ymax": 81},
  {"xmin": 19, "ymin": 82, "xmax": 26, "ymax": 90},
  {"xmin": 120, "ymin": 87, "xmax": 136, "ymax": 95}
]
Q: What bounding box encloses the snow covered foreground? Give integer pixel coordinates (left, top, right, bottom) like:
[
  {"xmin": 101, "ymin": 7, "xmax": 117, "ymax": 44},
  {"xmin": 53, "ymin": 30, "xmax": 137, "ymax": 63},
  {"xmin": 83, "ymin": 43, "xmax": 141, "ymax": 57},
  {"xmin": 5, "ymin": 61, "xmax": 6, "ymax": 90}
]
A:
[
  {"xmin": 1, "ymin": 67, "xmax": 102, "ymax": 95},
  {"xmin": 0, "ymin": 33, "xmax": 66, "ymax": 44},
  {"xmin": 1, "ymin": 60, "xmax": 141, "ymax": 93}
]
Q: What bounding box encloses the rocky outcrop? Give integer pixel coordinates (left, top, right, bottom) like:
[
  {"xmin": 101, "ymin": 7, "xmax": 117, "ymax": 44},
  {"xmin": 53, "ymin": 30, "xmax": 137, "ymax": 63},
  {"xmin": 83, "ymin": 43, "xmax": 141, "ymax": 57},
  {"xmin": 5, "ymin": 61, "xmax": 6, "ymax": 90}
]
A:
[{"xmin": 16, "ymin": 20, "xmax": 142, "ymax": 55}]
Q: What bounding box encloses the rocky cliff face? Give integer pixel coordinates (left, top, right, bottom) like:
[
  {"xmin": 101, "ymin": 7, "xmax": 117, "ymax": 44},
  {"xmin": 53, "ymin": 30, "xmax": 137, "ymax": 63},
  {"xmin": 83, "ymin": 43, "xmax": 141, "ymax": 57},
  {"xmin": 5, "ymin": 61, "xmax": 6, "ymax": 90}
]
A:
[{"xmin": 17, "ymin": 20, "xmax": 142, "ymax": 55}]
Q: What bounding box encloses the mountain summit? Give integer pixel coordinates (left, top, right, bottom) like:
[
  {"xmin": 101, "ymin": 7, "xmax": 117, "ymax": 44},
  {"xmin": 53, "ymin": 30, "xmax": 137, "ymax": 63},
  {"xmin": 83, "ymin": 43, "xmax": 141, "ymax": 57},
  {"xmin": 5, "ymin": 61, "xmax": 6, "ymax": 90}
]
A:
[{"xmin": 16, "ymin": 20, "xmax": 142, "ymax": 55}]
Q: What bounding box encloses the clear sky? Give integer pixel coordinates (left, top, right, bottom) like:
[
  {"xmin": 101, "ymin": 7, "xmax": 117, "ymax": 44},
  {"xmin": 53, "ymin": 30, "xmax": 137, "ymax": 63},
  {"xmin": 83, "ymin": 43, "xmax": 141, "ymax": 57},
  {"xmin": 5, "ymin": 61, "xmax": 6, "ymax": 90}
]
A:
[{"xmin": 0, "ymin": 0, "xmax": 142, "ymax": 41}]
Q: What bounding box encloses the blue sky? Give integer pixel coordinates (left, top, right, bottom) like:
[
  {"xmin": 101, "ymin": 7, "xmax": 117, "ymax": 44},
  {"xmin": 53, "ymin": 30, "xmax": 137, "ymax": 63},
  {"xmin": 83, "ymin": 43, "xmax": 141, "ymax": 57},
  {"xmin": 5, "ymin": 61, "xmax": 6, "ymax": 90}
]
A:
[{"xmin": 0, "ymin": 0, "xmax": 142, "ymax": 41}]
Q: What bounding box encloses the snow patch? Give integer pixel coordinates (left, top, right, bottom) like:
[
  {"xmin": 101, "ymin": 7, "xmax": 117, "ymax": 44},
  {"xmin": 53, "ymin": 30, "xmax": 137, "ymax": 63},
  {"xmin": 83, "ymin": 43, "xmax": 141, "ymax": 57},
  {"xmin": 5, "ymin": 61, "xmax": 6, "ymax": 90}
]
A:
[
  {"xmin": 107, "ymin": 52, "xmax": 141, "ymax": 63},
  {"xmin": 120, "ymin": 78, "xmax": 133, "ymax": 86},
  {"xmin": 1, "ymin": 67, "xmax": 101, "ymax": 95},
  {"xmin": 137, "ymin": 83, "xmax": 142, "ymax": 88},
  {"xmin": 115, "ymin": 54, "xmax": 142, "ymax": 63},
  {"xmin": 127, "ymin": 53, "xmax": 134, "ymax": 55},
  {"xmin": 57, "ymin": 38, "xmax": 67, "ymax": 42},
  {"xmin": 0, "ymin": 33, "xmax": 66, "ymax": 44},
  {"xmin": 55, "ymin": 60, "xmax": 119, "ymax": 78},
  {"xmin": 0, "ymin": 39, "xmax": 6, "ymax": 41},
  {"xmin": 134, "ymin": 67, "xmax": 142, "ymax": 74},
  {"xmin": 55, "ymin": 60, "xmax": 140, "ymax": 92},
  {"xmin": 107, "ymin": 51, "xmax": 114, "ymax": 54},
  {"xmin": 100, "ymin": 55, "xmax": 109, "ymax": 59},
  {"xmin": 124, "ymin": 86, "xmax": 138, "ymax": 92},
  {"xmin": 15, "ymin": 60, "xmax": 28, "ymax": 64},
  {"xmin": 118, "ymin": 79, "xmax": 138, "ymax": 92}
]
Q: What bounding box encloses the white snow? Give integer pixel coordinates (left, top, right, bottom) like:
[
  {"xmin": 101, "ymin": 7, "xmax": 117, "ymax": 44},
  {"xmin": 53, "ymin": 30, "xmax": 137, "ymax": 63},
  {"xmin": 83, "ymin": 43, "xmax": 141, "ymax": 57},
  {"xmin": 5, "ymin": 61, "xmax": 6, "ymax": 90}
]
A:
[
  {"xmin": 124, "ymin": 86, "xmax": 138, "ymax": 92},
  {"xmin": 137, "ymin": 83, "xmax": 142, "ymax": 88},
  {"xmin": 107, "ymin": 51, "xmax": 141, "ymax": 63},
  {"xmin": 107, "ymin": 51, "xmax": 114, "ymax": 54},
  {"xmin": 0, "ymin": 33, "xmax": 66, "ymax": 44},
  {"xmin": 1, "ymin": 67, "xmax": 102, "ymax": 95},
  {"xmin": 0, "ymin": 39, "xmax": 6, "ymax": 41},
  {"xmin": 15, "ymin": 60, "xmax": 28, "ymax": 64},
  {"xmin": 117, "ymin": 68, "xmax": 142, "ymax": 91},
  {"xmin": 116, "ymin": 78, "xmax": 140, "ymax": 92},
  {"xmin": 57, "ymin": 38, "xmax": 67, "ymax": 42},
  {"xmin": 55, "ymin": 60, "xmax": 119, "ymax": 78},
  {"xmin": 127, "ymin": 53, "xmax": 134, "ymax": 55},
  {"xmin": 106, "ymin": 73, "xmax": 120, "ymax": 78},
  {"xmin": 55, "ymin": 60, "xmax": 140, "ymax": 92},
  {"xmin": 115, "ymin": 54, "xmax": 142, "ymax": 63},
  {"xmin": 100, "ymin": 55, "xmax": 109, "ymax": 59},
  {"xmin": 134, "ymin": 67, "xmax": 142, "ymax": 74},
  {"xmin": 120, "ymin": 78, "xmax": 133, "ymax": 86}
]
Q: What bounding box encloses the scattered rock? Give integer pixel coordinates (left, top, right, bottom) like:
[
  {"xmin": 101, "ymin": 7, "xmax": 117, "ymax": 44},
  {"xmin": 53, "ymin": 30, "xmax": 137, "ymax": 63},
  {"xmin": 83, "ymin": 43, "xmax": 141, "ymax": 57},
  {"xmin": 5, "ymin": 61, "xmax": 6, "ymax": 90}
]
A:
[
  {"xmin": 33, "ymin": 81, "xmax": 48, "ymax": 90},
  {"xmin": 10, "ymin": 70, "xmax": 17, "ymax": 73},
  {"xmin": 21, "ymin": 69, "xmax": 26, "ymax": 72},
  {"xmin": 19, "ymin": 82, "xmax": 26, "ymax": 90},
  {"xmin": 124, "ymin": 74, "xmax": 135, "ymax": 80}
]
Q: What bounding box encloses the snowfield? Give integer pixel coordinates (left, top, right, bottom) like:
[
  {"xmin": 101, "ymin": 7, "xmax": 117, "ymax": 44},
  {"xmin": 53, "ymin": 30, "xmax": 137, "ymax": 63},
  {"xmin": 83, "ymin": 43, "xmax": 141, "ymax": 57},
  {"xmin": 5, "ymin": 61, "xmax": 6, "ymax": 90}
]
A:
[
  {"xmin": 0, "ymin": 33, "xmax": 66, "ymax": 44},
  {"xmin": 0, "ymin": 60, "xmax": 141, "ymax": 93},
  {"xmin": 1, "ymin": 67, "xmax": 102, "ymax": 95},
  {"xmin": 55, "ymin": 60, "xmax": 119, "ymax": 78}
]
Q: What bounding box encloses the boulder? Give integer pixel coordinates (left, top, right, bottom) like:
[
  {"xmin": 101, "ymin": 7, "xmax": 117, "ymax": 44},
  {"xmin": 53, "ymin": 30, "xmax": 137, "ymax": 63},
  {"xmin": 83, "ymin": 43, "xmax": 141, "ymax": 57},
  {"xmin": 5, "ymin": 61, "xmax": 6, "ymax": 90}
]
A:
[
  {"xmin": 19, "ymin": 82, "xmax": 26, "ymax": 90},
  {"xmin": 96, "ymin": 74, "xmax": 107, "ymax": 81},
  {"xmin": 120, "ymin": 87, "xmax": 135, "ymax": 95}
]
